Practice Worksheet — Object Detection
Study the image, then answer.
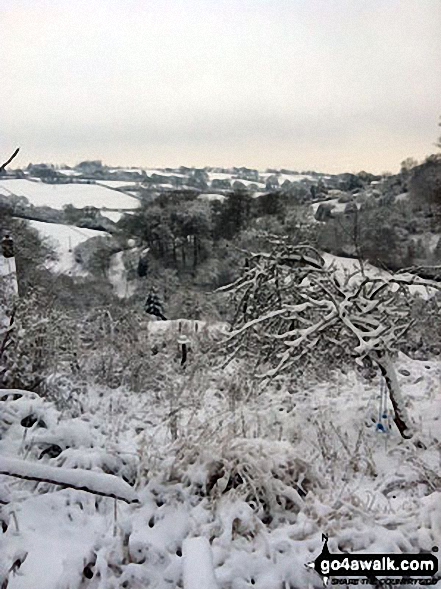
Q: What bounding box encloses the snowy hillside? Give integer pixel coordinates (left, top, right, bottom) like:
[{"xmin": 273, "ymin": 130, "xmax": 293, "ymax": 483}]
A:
[
  {"xmin": 0, "ymin": 179, "xmax": 140, "ymax": 210},
  {"xmin": 29, "ymin": 221, "xmax": 108, "ymax": 275},
  {"xmin": 323, "ymin": 253, "xmax": 437, "ymax": 299}
]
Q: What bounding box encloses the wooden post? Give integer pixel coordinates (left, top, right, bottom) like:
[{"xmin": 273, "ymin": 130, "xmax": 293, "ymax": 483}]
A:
[
  {"xmin": 177, "ymin": 334, "xmax": 190, "ymax": 368},
  {"xmin": 0, "ymin": 235, "xmax": 19, "ymax": 372}
]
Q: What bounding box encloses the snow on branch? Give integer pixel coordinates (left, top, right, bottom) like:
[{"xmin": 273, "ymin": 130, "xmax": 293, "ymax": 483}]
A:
[
  {"xmin": 0, "ymin": 456, "xmax": 139, "ymax": 503},
  {"xmin": 220, "ymin": 241, "xmax": 434, "ymax": 438},
  {"xmin": 222, "ymin": 243, "xmax": 441, "ymax": 368}
]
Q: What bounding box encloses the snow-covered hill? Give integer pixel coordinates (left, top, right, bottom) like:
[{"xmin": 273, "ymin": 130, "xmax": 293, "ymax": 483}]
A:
[
  {"xmin": 29, "ymin": 221, "xmax": 108, "ymax": 275},
  {"xmin": 0, "ymin": 179, "xmax": 140, "ymax": 210}
]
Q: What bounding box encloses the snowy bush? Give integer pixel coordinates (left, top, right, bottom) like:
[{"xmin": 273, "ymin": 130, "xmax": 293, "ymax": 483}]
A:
[
  {"xmin": 167, "ymin": 437, "xmax": 320, "ymax": 525},
  {"xmin": 0, "ymin": 291, "xmax": 79, "ymax": 393}
]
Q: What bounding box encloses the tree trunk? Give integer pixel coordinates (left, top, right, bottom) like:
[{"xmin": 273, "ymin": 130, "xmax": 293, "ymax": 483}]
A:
[
  {"xmin": 172, "ymin": 239, "xmax": 177, "ymax": 265},
  {"xmin": 193, "ymin": 235, "xmax": 198, "ymax": 270},
  {"xmin": 181, "ymin": 242, "xmax": 186, "ymax": 268},
  {"xmin": 373, "ymin": 352, "xmax": 413, "ymax": 439}
]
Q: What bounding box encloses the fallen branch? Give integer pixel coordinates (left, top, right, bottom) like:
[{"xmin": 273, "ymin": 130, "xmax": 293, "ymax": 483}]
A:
[{"xmin": 0, "ymin": 456, "xmax": 139, "ymax": 503}]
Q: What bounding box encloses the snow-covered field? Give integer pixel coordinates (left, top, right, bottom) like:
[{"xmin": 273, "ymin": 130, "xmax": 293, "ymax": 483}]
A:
[
  {"xmin": 58, "ymin": 170, "xmax": 82, "ymax": 177},
  {"xmin": 96, "ymin": 181, "xmax": 140, "ymax": 190},
  {"xmin": 0, "ymin": 180, "xmax": 140, "ymax": 210},
  {"xmin": 323, "ymin": 252, "xmax": 437, "ymax": 299},
  {"xmin": 99, "ymin": 211, "xmax": 124, "ymax": 223},
  {"xmin": 209, "ymin": 172, "xmax": 235, "ymax": 182},
  {"xmin": 260, "ymin": 173, "xmax": 314, "ymax": 183},
  {"xmin": 232, "ymin": 179, "xmax": 266, "ymax": 188},
  {"xmin": 311, "ymin": 198, "xmax": 346, "ymax": 214},
  {"xmin": 145, "ymin": 169, "xmax": 186, "ymax": 178},
  {"xmin": 198, "ymin": 193, "xmax": 227, "ymax": 202},
  {"xmin": 29, "ymin": 221, "xmax": 107, "ymax": 275}
]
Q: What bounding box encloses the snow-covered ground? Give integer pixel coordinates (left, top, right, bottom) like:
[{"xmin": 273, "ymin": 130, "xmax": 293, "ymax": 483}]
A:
[
  {"xmin": 96, "ymin": 181, "xmax": 140, "ymax": 189},
  {"xmin": 58, "ymin": 169, "xmax": 83, "ymax": 177},
  {"xmin": 323, "ymin": 252, "xmax": 437, "ymax": 299},
  {"xmin": 29, "ymin": 221, "xmax": 107, "ymax": 275},
  {"xmin": 99, "ymin": 210, "xmax": 124, "ymax": 223},
  {"xmin": 0, "ymin": 180, "xmax": 140, "ymax": 210},
  {"xmin": 146, "ymin": 318, "xmax": 229, "ymax": 339},
  {"xmin": 260, "ymin": 173, "xmax": 314, "ymax": 183},
  {"xmin": 0, "ymin": 350, "xmax": 440, "ymax": 588},
  {"xmin": 145, "ymin": 169, "xmax": 186, "ymax": 178},
  {"xmin": 198, "ymin": 193, "xmax": 227, "ymax": 202},
  {"xmin": 208, "ymin": 172, "xmax": 235, "ymax": 181},
  {"xmin": 231, "ymin": 179, "xmax": 266, "ymax": 188},
  {"xmin": 311, "ymin": 198, "xmax": 346, "ymax": 214},
  {"xmin": 110, "ymin": 167, "xmax": 146, "ymax": 175}
]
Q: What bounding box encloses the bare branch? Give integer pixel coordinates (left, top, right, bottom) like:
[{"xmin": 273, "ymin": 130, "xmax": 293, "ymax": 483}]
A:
[{"xmin": 0, "ymin": 148, "xmax": 20, "ymax": 172}]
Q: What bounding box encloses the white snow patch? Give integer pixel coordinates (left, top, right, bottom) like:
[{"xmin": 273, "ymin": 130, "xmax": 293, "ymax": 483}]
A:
[
  {"xmin": 323, "ymin": 253, "xmax": 437, "ymax": 299},
  {"xmin": 183, "ymin": 537, "xmax": 218, "ymax": 589},
  {"xmin": 96, "ymin": 180, "xmax": 140, "ymax": 189},
  {"xmin": 0, "ymin": 179, "xmax": 140, "ymax": 210},
  {"xmin": 108, "ymin": 251, "xmax": 136, "ymax": 298},
  {"xmin": 208, "ymin": 172, "xmax": 233, "ymax": 181},
  {"xmin": 198, "ymin": 193, "xmax": 227, "ymax": 202},
  {"xmin": 29, "ymin": 220, "xmax": 107, "ymax": 275},
  {"xmin": 57, "ymin": 169, "xmax": 82, "ymax": 177},
  {"xmin": 145, "ymin": 169, "xmax": 186, "ymax": 178},
  {"xmin": 310, "ymin": 198, "xmax": 351, "ymax": 214},
  {"xmin": 6, "ymin": 493, "xmax": 103, "ymax": 589},
  {"xmin": 99, "ymin": 210, "xmax": 124, "ymax": 223}
]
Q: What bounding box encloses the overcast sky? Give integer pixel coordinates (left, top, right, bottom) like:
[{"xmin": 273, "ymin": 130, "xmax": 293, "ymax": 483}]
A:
[{"xmin": 1, "ymin": 0, "xmax": 440, "ymax": 173}]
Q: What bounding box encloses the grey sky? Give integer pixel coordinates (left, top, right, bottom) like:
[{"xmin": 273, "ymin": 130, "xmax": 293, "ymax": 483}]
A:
[{"xmin": 1, "ymin": 0, "xmax": 440, "ymax": 173}]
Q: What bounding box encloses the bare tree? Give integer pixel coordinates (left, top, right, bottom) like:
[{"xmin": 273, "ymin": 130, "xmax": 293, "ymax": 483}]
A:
[{"xmin": 219, "ymin": 239, "xmax": 440, "ymax": 439}]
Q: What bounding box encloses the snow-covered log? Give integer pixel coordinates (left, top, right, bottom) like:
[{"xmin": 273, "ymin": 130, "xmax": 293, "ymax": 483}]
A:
[
  {"xmin": 0, "ymin": 456, "xmax": 139, "ymax": 503},
  {"xmin": 183, "ymin": 537, "xmax": 218, "ymax": 589}
]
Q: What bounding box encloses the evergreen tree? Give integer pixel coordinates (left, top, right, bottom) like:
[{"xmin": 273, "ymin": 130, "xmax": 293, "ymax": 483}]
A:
[{"xmin": 145, "ymin": 292, "xmax": 167, "ymax": 320}]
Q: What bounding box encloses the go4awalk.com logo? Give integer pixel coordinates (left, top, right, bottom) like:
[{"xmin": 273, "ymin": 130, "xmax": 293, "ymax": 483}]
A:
[{"xmin": 305, "ymin": 535, "xmax": 439, "ymax": 586}]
